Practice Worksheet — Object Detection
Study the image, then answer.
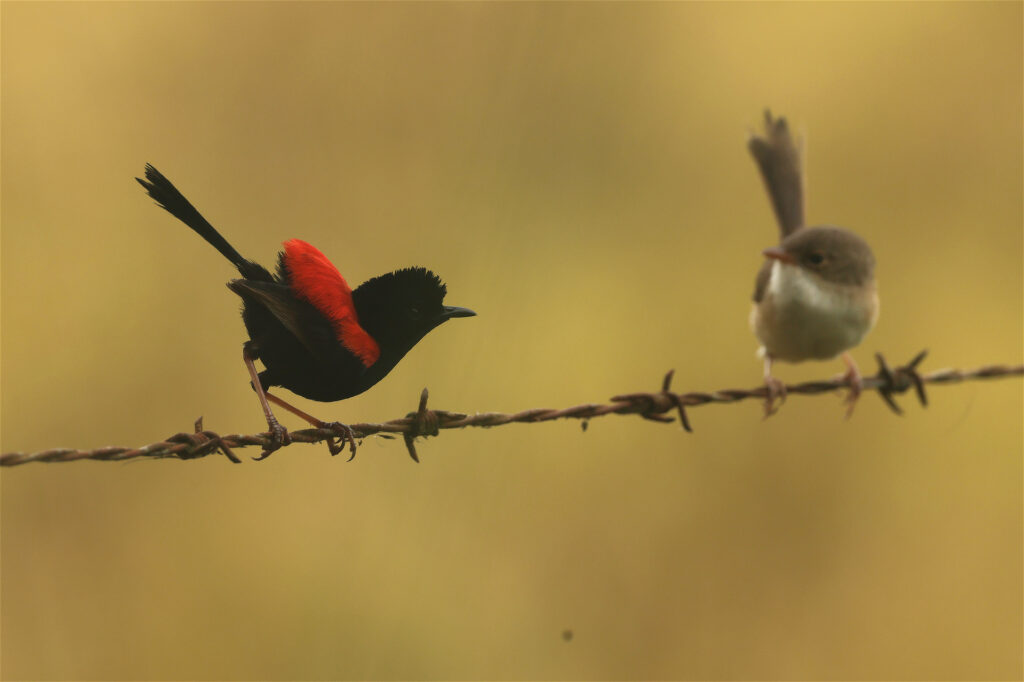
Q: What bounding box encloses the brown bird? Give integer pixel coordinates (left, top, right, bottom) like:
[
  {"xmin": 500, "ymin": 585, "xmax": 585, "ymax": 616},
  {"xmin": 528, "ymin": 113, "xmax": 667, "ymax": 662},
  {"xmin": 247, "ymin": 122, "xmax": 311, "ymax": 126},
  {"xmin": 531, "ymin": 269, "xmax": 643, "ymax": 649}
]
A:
[{"xmin": 748, "ymin": 111, "xmax": 879, "ymax": 417}]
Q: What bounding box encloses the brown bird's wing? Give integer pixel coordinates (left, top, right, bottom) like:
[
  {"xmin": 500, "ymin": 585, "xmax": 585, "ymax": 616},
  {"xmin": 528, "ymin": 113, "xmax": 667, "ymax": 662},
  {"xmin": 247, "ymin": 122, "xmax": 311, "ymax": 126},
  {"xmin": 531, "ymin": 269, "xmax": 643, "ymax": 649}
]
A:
[
  {"xmin": 748, "ymin": 110, "xmax": 805, "ymax": 238},
  {"xmin": 227, "ymin": 279, "xmax": 326, "ymax": 359},
  {"xmin": 752, "ymin": 259, "xmax": 773, "ymax": 303}
]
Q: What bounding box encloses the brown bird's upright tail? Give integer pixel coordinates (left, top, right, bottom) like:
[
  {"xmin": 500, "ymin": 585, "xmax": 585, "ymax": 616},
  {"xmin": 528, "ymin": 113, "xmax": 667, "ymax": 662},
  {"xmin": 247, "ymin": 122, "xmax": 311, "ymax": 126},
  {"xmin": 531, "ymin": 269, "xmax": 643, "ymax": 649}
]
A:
[{"xmin": 747, "ymin": 110, "xmax": 805, "ymax": 238}]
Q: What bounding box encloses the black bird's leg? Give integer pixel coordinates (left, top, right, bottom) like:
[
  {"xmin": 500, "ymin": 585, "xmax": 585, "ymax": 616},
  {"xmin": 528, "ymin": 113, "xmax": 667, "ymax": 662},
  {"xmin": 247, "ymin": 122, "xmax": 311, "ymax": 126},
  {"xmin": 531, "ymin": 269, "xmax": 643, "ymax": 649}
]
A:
[
  {"xmin": 243, "ymin": 342, "xmax": 291, "ymax": 460},
  {"xmin": 264, "ymin": 392, "xmax": 358, "ymax": 461}
]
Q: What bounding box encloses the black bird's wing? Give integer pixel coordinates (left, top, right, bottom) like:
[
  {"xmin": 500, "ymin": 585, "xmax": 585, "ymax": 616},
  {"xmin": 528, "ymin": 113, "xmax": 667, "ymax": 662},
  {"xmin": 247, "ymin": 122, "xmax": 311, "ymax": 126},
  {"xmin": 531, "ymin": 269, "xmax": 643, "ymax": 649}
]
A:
[
  {"xmin": 747, "ymin": 110, "xmax": 805, "ymax": 238},
  {"xmin": 227, "ymin": 279, "xmax": 331, "ymax": 359}
]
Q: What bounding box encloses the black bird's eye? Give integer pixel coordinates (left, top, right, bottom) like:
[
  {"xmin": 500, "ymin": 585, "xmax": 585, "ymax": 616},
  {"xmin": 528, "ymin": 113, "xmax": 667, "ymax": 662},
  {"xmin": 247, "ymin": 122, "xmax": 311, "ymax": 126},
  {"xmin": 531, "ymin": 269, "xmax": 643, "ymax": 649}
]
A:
[
  {"xmin": 807, "ymin": 252, "xmax": 825, "ymax": 266},
  {"xmin": 408, "ymin": 306, "xmax": 422, "ymax": 320}
]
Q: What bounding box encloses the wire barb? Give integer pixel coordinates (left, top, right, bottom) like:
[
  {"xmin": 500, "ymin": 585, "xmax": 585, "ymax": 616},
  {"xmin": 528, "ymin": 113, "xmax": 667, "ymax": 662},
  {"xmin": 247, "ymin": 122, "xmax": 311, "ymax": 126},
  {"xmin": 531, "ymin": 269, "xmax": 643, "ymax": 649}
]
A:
[
  {"xmin": 403, "ymin": 388, "xmax": 440, "ymax": 463},
  {"xmin": 166, "ymin": 417, "xmax": 240, "ymax": 463},
  {"xmin": 2, "ymin": 351, "xmax": 1020, "ymax": 466}
]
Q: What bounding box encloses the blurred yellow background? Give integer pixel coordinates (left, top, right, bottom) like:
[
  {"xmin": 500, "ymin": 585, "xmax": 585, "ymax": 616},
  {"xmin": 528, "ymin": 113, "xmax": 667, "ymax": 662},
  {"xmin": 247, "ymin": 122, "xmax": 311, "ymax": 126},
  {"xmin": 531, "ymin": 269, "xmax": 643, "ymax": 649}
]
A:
[{"xmin": 2, "ymin": 3, "xmax": 1021, "ymax": 679}]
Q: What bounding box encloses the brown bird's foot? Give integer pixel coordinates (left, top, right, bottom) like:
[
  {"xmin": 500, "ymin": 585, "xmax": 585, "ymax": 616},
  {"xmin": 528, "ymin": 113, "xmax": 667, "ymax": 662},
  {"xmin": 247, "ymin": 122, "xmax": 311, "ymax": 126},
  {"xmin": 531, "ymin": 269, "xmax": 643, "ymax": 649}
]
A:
[
  {"xmin": 254, "ymin": 420, "xmax": 291, "ymax": 461},
  {"xmin": 761, "ymin": 355, "xmax": 786, "ymax": 418},
  {"xmin": 323, "ymin": 422, "xmax": 358, "ymax": 461},
  {"xmin": 763, "ymin": 374, "xmax": 787, "ymax": 418},
  {"xmin": 838, "ymin": 353, "xmax": 864, "ymax": 419}
]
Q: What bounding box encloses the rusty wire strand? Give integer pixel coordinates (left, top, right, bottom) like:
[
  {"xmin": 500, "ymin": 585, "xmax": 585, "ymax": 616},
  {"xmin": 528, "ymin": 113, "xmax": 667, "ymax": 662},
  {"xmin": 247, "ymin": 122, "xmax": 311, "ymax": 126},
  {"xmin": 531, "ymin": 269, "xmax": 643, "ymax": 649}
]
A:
[{"xmin": 2, "ymin": 351, "xmax": 1021, "ymax": 467}]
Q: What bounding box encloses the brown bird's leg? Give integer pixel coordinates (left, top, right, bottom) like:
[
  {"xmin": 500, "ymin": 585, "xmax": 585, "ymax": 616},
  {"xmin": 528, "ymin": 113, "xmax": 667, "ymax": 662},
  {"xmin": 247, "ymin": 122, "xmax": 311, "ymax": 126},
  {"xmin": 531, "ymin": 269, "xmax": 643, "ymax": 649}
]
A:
[
  {"xmin": 264, "ymin": 392, "xmax": 357, "ymax": 461},
  {"xmin": 243, "ymin": 342, "xmax": 291, "ymax": 460},
  {"xmin": 840, "ymin": 352, "xmax": 863, "ymax": 419},
  {"xmin": 763, "ymin": 354, "xmax": 787, "ymax": 418}
]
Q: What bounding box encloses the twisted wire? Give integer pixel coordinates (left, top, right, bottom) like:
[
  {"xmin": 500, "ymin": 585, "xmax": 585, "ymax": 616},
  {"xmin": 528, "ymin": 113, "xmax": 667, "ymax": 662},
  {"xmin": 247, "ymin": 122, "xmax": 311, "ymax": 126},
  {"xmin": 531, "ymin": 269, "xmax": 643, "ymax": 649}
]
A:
[{"xmin": 2, "ymin": 350, "xmax": 1020, "ymax": 466}]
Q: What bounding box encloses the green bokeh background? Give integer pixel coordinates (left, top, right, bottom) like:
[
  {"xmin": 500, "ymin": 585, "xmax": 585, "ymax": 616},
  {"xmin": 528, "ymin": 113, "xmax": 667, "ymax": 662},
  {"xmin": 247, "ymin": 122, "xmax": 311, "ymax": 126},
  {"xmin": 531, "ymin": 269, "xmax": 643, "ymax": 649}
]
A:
[{"xmin": 2, "ymin": 3, "xmax": 1021, "ymax": 680}]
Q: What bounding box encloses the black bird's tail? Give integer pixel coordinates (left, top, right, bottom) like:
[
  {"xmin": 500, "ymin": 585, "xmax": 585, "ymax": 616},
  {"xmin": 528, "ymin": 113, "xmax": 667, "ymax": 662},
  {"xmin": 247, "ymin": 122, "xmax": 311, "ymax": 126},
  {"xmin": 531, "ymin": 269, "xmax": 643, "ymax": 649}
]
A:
[
  {"xmin": 136, "ymin": 164, "xmax": 270, "ymax": 280},
  {"xmin": 747, "ymin": 110, "xmax": 805, "ymax": 239}
]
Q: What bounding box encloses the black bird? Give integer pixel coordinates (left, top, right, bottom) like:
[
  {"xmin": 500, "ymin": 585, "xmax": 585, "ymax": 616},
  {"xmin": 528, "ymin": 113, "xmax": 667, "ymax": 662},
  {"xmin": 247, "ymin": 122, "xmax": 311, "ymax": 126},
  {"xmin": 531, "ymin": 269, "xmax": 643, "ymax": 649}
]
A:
[{"xmin": 137, "ymin": 164, "xmax": 475, "ymax": 460}]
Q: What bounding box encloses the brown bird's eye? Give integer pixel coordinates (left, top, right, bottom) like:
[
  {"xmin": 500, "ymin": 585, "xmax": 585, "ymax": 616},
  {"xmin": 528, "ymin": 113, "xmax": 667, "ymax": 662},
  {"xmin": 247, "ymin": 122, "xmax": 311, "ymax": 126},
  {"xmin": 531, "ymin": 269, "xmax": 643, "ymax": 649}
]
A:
[{"xmin": 807, "ymin": 252, "xmax": 825, "ymax": 265}]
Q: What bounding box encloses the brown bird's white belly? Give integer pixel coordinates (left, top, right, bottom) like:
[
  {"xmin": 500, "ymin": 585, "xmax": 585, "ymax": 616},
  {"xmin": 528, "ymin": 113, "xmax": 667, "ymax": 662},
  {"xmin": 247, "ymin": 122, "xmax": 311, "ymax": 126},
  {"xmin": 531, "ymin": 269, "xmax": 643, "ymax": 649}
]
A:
[{"xmin": 751, "ymin": 261, "xmax": 878, "ymax": 362}]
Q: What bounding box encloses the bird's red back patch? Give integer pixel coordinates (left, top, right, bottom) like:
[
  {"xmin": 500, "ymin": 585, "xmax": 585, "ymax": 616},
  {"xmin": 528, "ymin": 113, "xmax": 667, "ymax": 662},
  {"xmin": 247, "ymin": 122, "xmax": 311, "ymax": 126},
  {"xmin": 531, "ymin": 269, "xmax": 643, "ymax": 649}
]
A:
[{"xmin": 282, "ymin": 239, "xmax": 380, "ymax": 367}]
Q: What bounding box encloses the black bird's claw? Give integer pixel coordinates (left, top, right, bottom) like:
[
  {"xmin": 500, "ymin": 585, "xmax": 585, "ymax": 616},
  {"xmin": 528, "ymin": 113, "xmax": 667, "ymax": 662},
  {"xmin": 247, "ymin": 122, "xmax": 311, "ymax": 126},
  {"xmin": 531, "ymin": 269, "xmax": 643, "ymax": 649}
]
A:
[
  {"xmin": 323, "ymin": 422, "xmax": 358, "ymax": 461},
  {"xmin": 253, "ymin": 422, "xmax": 291, "ymax": 461}
]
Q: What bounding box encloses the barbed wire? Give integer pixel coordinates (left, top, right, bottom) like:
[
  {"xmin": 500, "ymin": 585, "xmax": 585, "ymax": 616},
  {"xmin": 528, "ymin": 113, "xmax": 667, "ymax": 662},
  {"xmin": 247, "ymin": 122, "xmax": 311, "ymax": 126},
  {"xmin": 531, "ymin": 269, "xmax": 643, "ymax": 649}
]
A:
[{"xmin": 2, "ymin": 350, "xmax": 1021, "ymax": 467}]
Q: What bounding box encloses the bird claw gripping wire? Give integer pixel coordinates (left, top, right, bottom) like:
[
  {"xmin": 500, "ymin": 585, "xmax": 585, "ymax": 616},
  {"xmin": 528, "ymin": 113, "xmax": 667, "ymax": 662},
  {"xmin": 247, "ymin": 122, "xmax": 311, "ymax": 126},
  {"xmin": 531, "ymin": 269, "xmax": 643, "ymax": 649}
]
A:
[
  {"xmin": 762, "ymin": 375, "xmax": 787, "ymax": 418},
  {"xmin": 253, "ymin": 421, "xmax": 291, "ymax": 461},
  {"xmin": 404, "ymin": 388, "xmax": 440, "ymax": 463},
  {"xmin": 874, "ymin": 350, "xmax": 929, "ymax": 415},
  {"xmin": 169, "ymin": 417, "xmax": 240, "ymax": 463},
  {"xmin": 322, "ymin": 422, "xmax": 358, "ymax": 461}
]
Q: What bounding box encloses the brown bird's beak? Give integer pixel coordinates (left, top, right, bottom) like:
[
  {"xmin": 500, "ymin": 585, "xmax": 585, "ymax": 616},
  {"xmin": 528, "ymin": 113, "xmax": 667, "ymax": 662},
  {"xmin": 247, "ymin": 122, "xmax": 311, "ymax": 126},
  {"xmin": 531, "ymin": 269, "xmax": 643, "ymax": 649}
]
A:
[{"xmin": 762, "ymin": 246, "xmax": 797, "ymax": 264}]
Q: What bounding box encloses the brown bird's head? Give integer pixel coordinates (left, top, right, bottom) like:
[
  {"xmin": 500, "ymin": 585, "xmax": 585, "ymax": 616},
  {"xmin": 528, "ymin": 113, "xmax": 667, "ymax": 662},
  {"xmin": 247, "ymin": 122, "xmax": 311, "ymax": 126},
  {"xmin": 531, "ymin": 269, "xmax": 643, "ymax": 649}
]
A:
[{"xmin": 762, "ymin": 226, "xmax": 875, "ymax": 286}]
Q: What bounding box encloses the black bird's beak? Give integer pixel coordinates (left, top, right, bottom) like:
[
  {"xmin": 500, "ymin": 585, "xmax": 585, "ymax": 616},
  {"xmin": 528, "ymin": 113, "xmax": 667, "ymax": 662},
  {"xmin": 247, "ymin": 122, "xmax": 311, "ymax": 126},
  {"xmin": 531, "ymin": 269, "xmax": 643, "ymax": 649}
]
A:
[{"xmin": 441, "ymin": 305, "xmax": 476, "ymax": 320}]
